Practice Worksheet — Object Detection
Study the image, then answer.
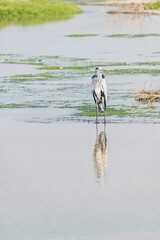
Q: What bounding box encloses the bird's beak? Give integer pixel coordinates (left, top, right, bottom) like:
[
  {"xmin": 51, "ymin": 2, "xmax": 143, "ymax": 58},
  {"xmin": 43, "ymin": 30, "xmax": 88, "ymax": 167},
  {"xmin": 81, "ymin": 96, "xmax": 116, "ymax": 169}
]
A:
[{"xmin": 102, "ymin": 69, "xmax": 108, "ymax": 72}]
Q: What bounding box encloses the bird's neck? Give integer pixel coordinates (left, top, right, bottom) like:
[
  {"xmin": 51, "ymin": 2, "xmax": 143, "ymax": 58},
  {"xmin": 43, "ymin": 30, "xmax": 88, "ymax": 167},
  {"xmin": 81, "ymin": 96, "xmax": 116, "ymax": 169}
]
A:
[{"xmin": 96, "ymin": 71, "xmax": 102, "ymax": 80}]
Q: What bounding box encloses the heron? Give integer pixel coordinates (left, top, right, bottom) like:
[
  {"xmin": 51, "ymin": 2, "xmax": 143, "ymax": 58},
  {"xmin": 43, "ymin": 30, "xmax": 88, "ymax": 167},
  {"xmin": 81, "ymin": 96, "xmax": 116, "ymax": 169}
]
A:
[{"xmin": 91, "ymin": 67, "xmax": 108, "ymax": 124}]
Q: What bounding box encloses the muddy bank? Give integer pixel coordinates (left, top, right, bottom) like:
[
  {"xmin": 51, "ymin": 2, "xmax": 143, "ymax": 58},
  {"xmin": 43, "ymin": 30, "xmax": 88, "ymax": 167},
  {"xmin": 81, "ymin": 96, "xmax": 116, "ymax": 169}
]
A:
[
  {"xmin": 84, "ymin": 0, "xmax": 160, "ymax": 15},
  {"xmin": 108, "ymin": 5, "xmax": 160, "ymax": 15},
  {"xmin": 85, "ymin": 0, "xmax": 154, "ymax": 6}
]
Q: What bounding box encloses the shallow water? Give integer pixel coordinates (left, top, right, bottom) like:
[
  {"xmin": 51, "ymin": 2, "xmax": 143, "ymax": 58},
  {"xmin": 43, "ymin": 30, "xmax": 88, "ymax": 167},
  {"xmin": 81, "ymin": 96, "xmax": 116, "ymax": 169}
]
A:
[
  {"xmin": 0, "ymin": 121, "xmax": 160, "ymax": 239},
  {"xmin": 0, "ymin": 6, "xmax": 160, "ymax": 123},
  {"xmin": 1, "ymin": 6, "xmax": 160, "ymax": 60},
  {"xmin": 1, "ymin": 6, "xmax": 160, "ymax": 239}
]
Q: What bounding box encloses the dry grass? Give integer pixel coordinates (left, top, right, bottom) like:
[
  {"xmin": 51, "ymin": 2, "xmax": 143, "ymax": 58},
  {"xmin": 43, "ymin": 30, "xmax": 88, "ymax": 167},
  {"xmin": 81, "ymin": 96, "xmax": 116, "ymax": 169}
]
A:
[{"xmin": 133, "ymin": 89, "xmax": 160, "ymax": 104}]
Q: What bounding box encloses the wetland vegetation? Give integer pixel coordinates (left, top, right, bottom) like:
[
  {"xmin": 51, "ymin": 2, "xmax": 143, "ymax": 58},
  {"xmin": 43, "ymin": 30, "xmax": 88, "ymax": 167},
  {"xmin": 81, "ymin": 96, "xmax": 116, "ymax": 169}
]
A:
[
  {"xmin": 148, "ymin": 0, "xmax": 160, "ymax": 9},
  {"xmin": 105, "ymin": 33, "xmax": 160, "ymax": 38},
  {"xmin": 1, "ymin": 53, "xmax": 160, "ymax": 123},
  {"xmin": 0, "ymin": 0, "xmax": 83, "ymax": 28},
  {"xmin": 0, "ymin": 0, "xmax": 83, "ymax": 19},
  {"xmin": 1, "ymin": 4, "xmax": 160, "ymax": 123},
  {"xmin": 66, "ymin": 34, "xmax": 98, "ymax": 37}
]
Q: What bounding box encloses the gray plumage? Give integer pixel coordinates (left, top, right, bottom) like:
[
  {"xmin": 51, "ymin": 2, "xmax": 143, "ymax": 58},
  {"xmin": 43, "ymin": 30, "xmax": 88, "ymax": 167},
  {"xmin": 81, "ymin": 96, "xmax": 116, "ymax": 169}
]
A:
[{"xmin": 91, "ymin": 67, "xmax": 108, "ymax": 123}]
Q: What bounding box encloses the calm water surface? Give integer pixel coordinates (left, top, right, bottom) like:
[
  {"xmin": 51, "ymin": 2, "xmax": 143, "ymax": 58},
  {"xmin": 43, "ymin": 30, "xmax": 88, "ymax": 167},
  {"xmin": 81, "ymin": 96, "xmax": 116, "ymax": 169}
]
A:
[
  {"xmin": 0, "ymin": 6, "xmax": 160, "ymax": 60},
  {"xmin": 0, "ymin": 121, "xmax": 160, "ymax": 239},
  {"xmin": 1, "ymin": 6, "xmax": 160, "ymax": 123}
]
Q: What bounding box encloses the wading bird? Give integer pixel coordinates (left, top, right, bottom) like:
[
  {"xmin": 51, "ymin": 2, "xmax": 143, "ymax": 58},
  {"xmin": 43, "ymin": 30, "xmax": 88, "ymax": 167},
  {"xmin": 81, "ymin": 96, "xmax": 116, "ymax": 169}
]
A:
[{"xmin": 91, "ymin": 67, "xmax": 108, "ymax": 123}]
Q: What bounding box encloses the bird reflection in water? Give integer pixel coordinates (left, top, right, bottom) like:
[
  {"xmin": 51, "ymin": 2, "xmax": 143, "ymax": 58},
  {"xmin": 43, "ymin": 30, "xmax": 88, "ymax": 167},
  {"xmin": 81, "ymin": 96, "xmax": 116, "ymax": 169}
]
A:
[{"xmin": 93, "ymin": 124, "xmax": 108, "ymax": 181}]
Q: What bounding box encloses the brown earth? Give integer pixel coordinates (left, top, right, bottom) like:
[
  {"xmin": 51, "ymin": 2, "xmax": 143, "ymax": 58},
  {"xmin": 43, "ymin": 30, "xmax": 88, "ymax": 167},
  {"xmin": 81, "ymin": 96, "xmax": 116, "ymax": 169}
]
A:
[{"xmin": 84, "ymin": 0, "xmax": 160, "ymax": 15}]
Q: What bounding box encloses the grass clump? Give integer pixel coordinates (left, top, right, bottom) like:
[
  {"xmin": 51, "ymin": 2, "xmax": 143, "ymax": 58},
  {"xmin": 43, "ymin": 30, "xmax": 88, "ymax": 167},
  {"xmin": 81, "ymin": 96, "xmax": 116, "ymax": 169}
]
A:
[
  {"xmin": 148, "ymin": 1, "xmax": 160, "ymax": 9},
  {"xmin": 39, "ymin": 65, "xmax": 95, "ymax": 71},
  {"xmin": 0, "ymin": 0, "xmax": 83, "ymax": 19},
  {"xmin": 108, "ymin": 68, "xmax": 160, "ymax": 75},
  {"xmin": 74, "ymin": 105, "xmax": 128, "ymax": 117},
  {"xmin": 106, "ymin": 34, "xmax": 160, "ymax": 38},
  {"xmin": 0, "ymin": 103, "xmax": 46, "ymax": 108},
  {"xmin": 66, "ymin": 34, "xmax": 98, "ymax": 37},
  {"xmin": 133, "ymin": 89, "xmax": 160, "ymax": 104}
]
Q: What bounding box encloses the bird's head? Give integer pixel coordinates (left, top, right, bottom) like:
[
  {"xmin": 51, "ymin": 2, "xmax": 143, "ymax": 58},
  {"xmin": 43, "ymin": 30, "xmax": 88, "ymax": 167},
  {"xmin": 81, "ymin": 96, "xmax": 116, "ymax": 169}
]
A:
[{"xmin": 95, "ymin": 66, "xmax": 108, "ymax": 74}]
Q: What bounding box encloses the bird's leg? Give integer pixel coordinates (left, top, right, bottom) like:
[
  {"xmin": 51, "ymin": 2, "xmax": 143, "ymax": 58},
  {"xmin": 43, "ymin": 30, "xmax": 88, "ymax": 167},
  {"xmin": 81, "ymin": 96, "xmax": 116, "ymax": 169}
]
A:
[
  {"xmin": 102, "ymin": 98, "xmax": 106, "ymax": 125},
  {"xmin": 96, "ymin": 103, "xmax": 98, "ymax": 124},
  {"xmin": 96, "ymin": 122, "xmax": 98, "ymax": 143},
  {"xmin": 104, "ymin": 110, "xmax": 106, "ymax": 125}
]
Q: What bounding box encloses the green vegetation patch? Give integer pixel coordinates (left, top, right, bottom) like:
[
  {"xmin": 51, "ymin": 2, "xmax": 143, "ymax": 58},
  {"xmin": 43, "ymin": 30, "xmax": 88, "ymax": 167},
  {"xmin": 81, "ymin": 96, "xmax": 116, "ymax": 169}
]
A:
[
  {"xmin": 73, "ymin": 104, "xmax": 160, "ymax": 121},
  {"xmin": 70, "ymin": 58, "xmax": 88, "ymax": 61},
  {"xmin": 0, "ymin": 103, "xmax": 47, "ymax": 108},
  {"xmin": 39, "ymin": 66, "xmax": 160, "ymax": 75},
  {"xmin": 66, "ymin": 34, "xmax": 98, "ymax": 37},
  {"xmin": 105, "ymin": 34, "xmax": 160, "ymax": 38},
  {"xmin": 107, "ymin": 68, "xmax": 160, "ymax": 75},
  {"xmin": 0, "ymin": 0, "xmax": 83, "ymax": 19},
  {"xmin": 39, "ymin": 65, "xmax": 95, "ymax": 71},
  {"xmin": 73, "ymin": 105, "xmax": 129, "ymax": 117},
  {"xmin": 106, "ymin": 61, "xmax": 160, "ymax": 66},
  {"xmin": 148, "ymin": 1, "xmax": 160, "ymax": 9}
]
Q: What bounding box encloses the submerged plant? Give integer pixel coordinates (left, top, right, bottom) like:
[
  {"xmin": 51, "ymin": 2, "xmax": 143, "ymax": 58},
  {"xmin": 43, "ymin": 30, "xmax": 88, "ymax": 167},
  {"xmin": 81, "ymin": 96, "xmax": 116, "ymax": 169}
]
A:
[
  {"xmin": 105, "ymin": 34, "xmax": 160, "ymax": 38},
  {"xmin": 66, "ymin": 34, "xmax": 98, "ymax": 37}
]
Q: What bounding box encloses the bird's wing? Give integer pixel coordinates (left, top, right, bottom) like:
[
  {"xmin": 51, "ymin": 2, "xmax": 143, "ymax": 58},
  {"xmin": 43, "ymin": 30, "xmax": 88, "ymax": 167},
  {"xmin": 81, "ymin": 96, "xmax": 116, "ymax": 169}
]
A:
[
  {"xmin": 92, "ymin": 82, "xmax": 101, "ymax": 103},
  {"xmin": 101, "ymin": 77, "xmax": 108, "ymax": 100},
  {"xmin": 91, "ymin": 75, "xmax": 97, "ymax": 91},
  {"xmin": 91, "ymin": 75, "xmax": 99, "ymax": 97}
]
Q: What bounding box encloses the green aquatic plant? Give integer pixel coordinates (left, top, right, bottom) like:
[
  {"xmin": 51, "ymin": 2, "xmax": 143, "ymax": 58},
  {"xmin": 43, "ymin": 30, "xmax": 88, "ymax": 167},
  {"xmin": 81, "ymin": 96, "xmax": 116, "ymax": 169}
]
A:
[
  {"xmin": 39, "ymin": 55, "xmax": 60, "ymax": 59},
  {"xmin": 106, "ymin": 34, "xmax": 130, "ymax": 38},
  {"xmin": 39, "ymin": 66, "xmax": 62, "ymax": 70},
  {"xmin": 66, "ymin": 34, "xmax": 98, "ymax": 37},
  {"xmin": 134, "ymin": 61, "xmax": 160, "ymax": 66},
  {"xmin": 105, "ymin": 34, "xmax": 160, "ymax": 38},
  {"xmin": 74, "ymin": 105, "xmax": 129, "ymax": 117},
  {"xmin": 107, "ymin": 68, "xmax": 160, "ymax": 75},
  {"xmin": 39, "ymin": 65, "xmax": 95, "ymax": 71},
  {"xmin": 131, "ymin": 34, "xmax": 160, "ymax": 38},
  {"xmin": 73, "ymin": 104, "xmax": 160, "ymax": 121},
  {"xmin": 70, "ymin": 58, "xmax": 88, "ymax": 61},
  {"xmin": 0, "ymin": 103, "xmax": 47, "ymax": 108}
]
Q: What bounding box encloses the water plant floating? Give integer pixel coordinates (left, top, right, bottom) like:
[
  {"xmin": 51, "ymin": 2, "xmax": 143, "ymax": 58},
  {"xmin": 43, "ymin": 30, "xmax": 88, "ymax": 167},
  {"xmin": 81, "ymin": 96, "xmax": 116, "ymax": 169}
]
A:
[{"xmin": 66, "ymin": 34, "xmax": 98, "ymax": 37}]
